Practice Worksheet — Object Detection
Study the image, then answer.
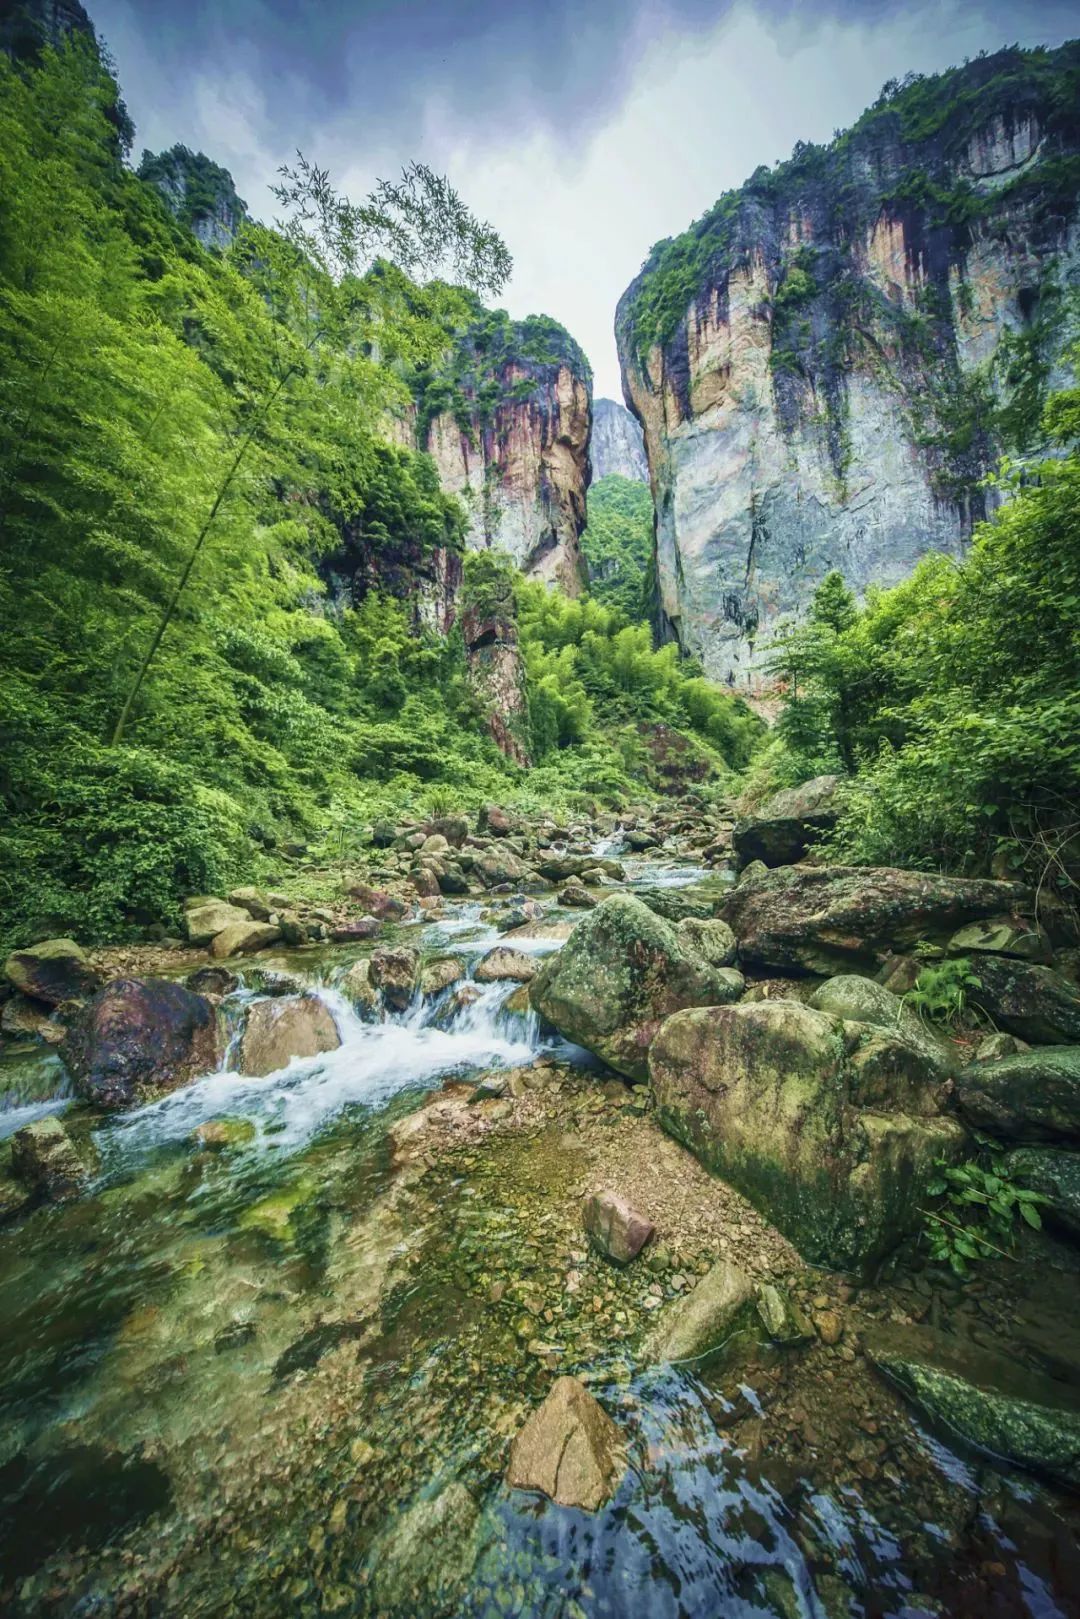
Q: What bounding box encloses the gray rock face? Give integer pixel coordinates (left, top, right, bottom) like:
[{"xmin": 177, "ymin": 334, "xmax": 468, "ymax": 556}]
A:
[
  {"xmin": 615, "ymin": 46, "xmax": 1080, "ymax": 688},
  {"xmin": 590, "ymin": 397, "xmax": 648, "ymax": 481}
]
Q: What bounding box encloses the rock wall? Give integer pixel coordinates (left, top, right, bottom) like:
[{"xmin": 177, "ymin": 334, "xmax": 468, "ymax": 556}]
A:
[
  {"xmin": 415, "ymin": 313, "xmax": 593, "ymax": 596},
  {"xmin": 616, "ymin": 43, "xmax": 1080, "ymax": 689},
  {"xmin": 139, "ymin": 146, "xmax": 249, "ymax": 251},
  {"xmin": 591, "ymin": 397, "xmax": 648, "ymax": 481}
]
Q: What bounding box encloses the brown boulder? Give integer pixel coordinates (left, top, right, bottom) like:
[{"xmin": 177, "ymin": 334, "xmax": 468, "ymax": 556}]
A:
[
  {"xmin": 3, "ymin": 939, "xmax": 102, "ymax": 1006},
  {"xmin": 63, "ymin": 978, "xmax": 222, "ymax": 1108},
  {"xmin": 582, "ymin": 1190, "xmax": 654, "ymax": 1264},
  {"xmin": 506, "ymin": 1376, "xmax": 624, "ymax": 1510},
  {"xmin": 239, "ymin": 996, "xmax": 340, "ymax": 1077}
]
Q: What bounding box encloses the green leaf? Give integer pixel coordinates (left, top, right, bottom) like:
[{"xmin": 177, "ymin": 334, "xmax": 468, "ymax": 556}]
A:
[{"xmin": 1019, "ymin": 1202, "xmax": 1042, "ymax": 1229}]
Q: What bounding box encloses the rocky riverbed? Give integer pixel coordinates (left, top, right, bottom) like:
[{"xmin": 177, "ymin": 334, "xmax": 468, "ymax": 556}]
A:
[{"xmin": 1, "ymin": 796, "xmax": 1079, "ymax": 1617}]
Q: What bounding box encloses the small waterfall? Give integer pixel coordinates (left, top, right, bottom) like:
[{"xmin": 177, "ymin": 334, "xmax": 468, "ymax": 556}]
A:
[{"xmin": 590, "ymin": 823, "xmax": 626, "ymax": 858}]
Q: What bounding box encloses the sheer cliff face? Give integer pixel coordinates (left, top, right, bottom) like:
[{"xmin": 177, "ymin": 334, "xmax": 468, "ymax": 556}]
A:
[
  {"xmin": 422, "ymin": 361, "xmax": 591, "ymax": 596},
  {"xmin": 617, "ymin": 44, "xmax": 1080, "ymax": 690},
  {"xmin": 591, "ymin": 397, "xmax": 648, "ymax": 481}
]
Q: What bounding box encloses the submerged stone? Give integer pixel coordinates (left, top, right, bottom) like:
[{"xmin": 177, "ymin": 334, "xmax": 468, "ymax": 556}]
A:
[
  {"xmin": 756, "ymin": 1284, "xmax": 814, "ymax": 1345},
  {"xmin": 474, "ymin": 946, "xmax": 537, "ymax": 983},
  {"xmin": 10, "ymin": 1115, "xmax": 88, "ymax": 1200},
  {"xmin": 506, "ymin": 1375, "xmax": 625, "ymax": 1510}
]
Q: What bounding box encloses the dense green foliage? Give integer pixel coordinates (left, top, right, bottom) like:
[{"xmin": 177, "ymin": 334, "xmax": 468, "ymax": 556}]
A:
[
  {"xmin": 580, "ymin": 475, "xmax": 653, "ymax": 619},
  {"xmin": 761, "ymin": 363, "xmax": 1080, "ymax": 908},
  {"xmin": 923, "ymin": 1151, "xmax": 1044, "ymax": 1277}
]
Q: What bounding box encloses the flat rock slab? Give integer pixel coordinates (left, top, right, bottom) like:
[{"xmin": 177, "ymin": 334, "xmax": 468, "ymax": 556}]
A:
[
  {"xmin": 506, "ymin": 1375, "xmax": 625, "ymax": 1511},
  {"xmin": 867, "ymin": 1325, "xmax": 1080, "ymax": 1491},
  {"xmin": 582, "ymin": 1189, "xmax": 655, "ymax": 1264}
]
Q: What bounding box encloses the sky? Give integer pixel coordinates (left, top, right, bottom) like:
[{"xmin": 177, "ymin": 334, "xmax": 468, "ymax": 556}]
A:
[{"xmin": 92, "ymin": 0, "xmax": 1077, "ymax": 399}]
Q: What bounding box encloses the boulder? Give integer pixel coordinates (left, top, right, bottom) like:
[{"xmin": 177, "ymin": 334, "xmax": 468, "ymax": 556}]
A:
[
  {"xmin": 424, "ymin": 814, "xmax": 470, "ymax": 848},
  {"xmin": 474, "ymin": 947, "xmax": 537, "ymax": 985},
  {"xmin": 582, "ymin": 1190, "xmax": 654, "ymax": 1264},
  {"xmin": 369, "ymin": 818, "xmax": 397, "ymax": 848},
  {"xmin": 209, "ymin": 921, "xmax": 281, "ymax": 959},
  {"xmin": 947, "ymin": 916, "xmax": 1052, "ymax": 964},
  {"xmin": 63, "ymin": 978, "xmax": 221, "ymax": 1108},
  {"xmin": 1003, "ymin": 1147, "xmax": 1080, "ymax": 1241},
  {"xmin": 645, "ymin": 1259, "xmax": 757, "ymax": 1364},
  {"xmin": 506, "ymin": 1376, "xmax": 624, "ymax": 1510},
  {"xmin": 185, "ymin": 966, "xmax": 239, "ymax": 998},
  {"xmin": 756, "ymin": 1284, "xmax": 813, "ymax": 1345},
  {"xmin": 184, "ymin": 900, "xmax": 252, "ymax": 947},
  {"xmin": 192, "ymin": 1117, "xmax": 257, "ymax": 1153},
  {"xmin": 719, "ymin": 866, "xmax": 1032, "ymax": 976},
  {"xmin": 732, "ymin": 774, "xmax": 840, "ymax": 868},
  {"xmin": 3, "ymin": 939, "xmax": 102, "ymax": 1006},
  {"xmin": 478, "ymin": 804, "xmax": 518, "ymax": 837},
  {"xmin": 624, "ymin": 828, "xmax": 660, "ymax": 851},
  {"xmin": 331, "ymin": 917, "xmax": 382, "ymax": 943},
  {"xmin": 649, "ymin": 1000, "xmax": 963, "ymax": 1270},
  {"xmin": 529, "ymin": 893, "xmax": 744, "ymax": 1082},
  {"xmin": 954, "ymin": 1048, "xmax": 1080, "ymax": 1142},
  {"xmin": 877, "ymin": 954, "xmax": 922, "ymax": 996},
  {"xmin": 635, "ymin": 886, "xmax": 715, "ymax": 923},
  {"xmin": 737, "ymin": 859, "xmax": 768, "ymax": 886},
  {"xmin": 341, "ymin": 959, "xmax": 380, "ymax": 1018},
  {"xmin": 677, "ymin": 917, "xmax": 737, "ymax": 968},
  {"xmin": 419, "ymin": 833, "xmax": 450, "ymax": 857},
  {"xmin": 410, "ymin": 868, "xmax": 441, "ymax": 899},
  {"xmin": 419, "ymin": 958, "xmax": 465, "ymax": 998},
  {"xmin": 436, "ymin": 866, "xmax": 471, "ymax": 896},
  {"xmin": 227, "ymin": 887, "xmax": 274, "ymax": 921},
  {"xmin": 967, "ymin": 956, "xmax": 1080, "ymax": 1045},
  {"xmin": 369, "ymin": 946, "xmax": 419, "ymax": 1012},
  {"xmin": 1, "ymin": 994, "xmax": 63, "ymax": 1042},
  {"xmin": 808, "ymin": 974, "xmax": 956, "ymax": 1076},
  {"xmin": 348, "ymin": 885, "xmax": 408, "ymax": 922},
  {"xmin": 559, "ymin": 882, "xmax": 596, "ymax": 909},
  {"xmin": 240, "ymin": 997, "xmax": 340, "ymax": 1077},
  {"xmin": 10, "ymin": 1115, "xmax": 88, "ymax": 1199},
  {"xmin": 866, "ymin": 1325, "xmax": 1080, "ymax": 1491},
  {"xmin": 475, "ymin": 849, "xmax": 531, "ymax": 888}
]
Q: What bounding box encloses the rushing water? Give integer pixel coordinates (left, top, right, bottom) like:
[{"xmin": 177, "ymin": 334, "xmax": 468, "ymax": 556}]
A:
[{"xmin": 1, "ymin": 879, "xmax": 1078, "ymax": 1617}]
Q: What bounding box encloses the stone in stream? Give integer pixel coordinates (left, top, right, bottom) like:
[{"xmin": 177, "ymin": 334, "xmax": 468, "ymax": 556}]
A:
[
  {"xmin": 63, "ymin": 977, "xmax": 222, "ymax": 1109},
  {"xmin": 649, "ymin": 1000, "xmax": 962, "ymax": 1270},
  {"xmin": 192, "ymin": 1117, "xmax": 257, "ymax": 1153},
  {"xmin": 348, "ymin": 884, "xmax": 409, "ymax": 921},
  {"xmin": 506, "ymin": 1376, "xmax": 625, "ymax": 1510},
  {"xmin": 474, "ymin": 946, "xmax": 537, "ymax": 984},
  {"xmin": 331, "ymin": 916, "xmax": 382, "ymax": 943},
  {"xmin": 756, "ymin": 1284, "xmax": 814, "ymax": 1345},
  {"xmin": 582, "ymin": 1190, "xmax": 655, "ymax": 1264},
  {"xmin": 474, "ymin": 848, "xmax": 532, "ymax": 887},
  {"xmin": 366, "ymin": 1481, "xmax": 481, "ymax": 1613},
  {"xmin": 953, "ymin": 1047, "xmax": 1080, "ymax": 1142},
  {"xmin": 209, "ymin": 920, "xmax": 281, "ymax": 958},
  {"xmin": 967, "ymin": 956, "xmax": 1080, "ymax": 1045},
  {"xmin": 529, "ymin": 893, "xmax": 744, "ymax": 1082},
  {"xmin": 3, "ymin": 938, "xmax": 102, "ymax": 1006},
  {"xmin": 369, "ymin": 946, "xmax": 420, "ymax": 1011},
  {"xmin": 436, "ymin": 865, "xmax": 471, "ymax": 896},
  {"xmin": 559, "ymin": 882, "xmax": 596, "ymax": 909},
  {"xmin": 478, "ymin": 804, "xmax": 519, "ymax": 837},
  {"xmin": 644, "ymin": 1258, "xmax": 757, "ymax": 1365},
  {"xmin": 732, "ymin": 774, "xmax": 840, "ymax": 869},
  {"xmin": 183, "ymin": 899, "xmax": 252, "ymax": 946},
  {"xmin": 1003, "ymin": 1147, "xmax": 1080, "ymax": 1240},
  {"xmin": 185, "ymin": 966, "xmax": 239, "ymax": 998},
  {"xmin": 239, "ymin": 996, "xmax": 340, "ymax": 1077},
  {"xmin": 419, "ymin": 957, "xmax": 465, "ymax": 997},
  {"xmin": 719, "ymin": 865, "xmax": 1032, "ymax": 976},
  {"xmin": 866, "ymin": 1325, "xmax": 1080, "ymax": 1492},
  {"xmin": 10, "ymin": 1115, "xmax": 88, "ymax": 1199},
  {"xmin": 227, "ymin": 886, "xmax": 274, "ymax": 921}
]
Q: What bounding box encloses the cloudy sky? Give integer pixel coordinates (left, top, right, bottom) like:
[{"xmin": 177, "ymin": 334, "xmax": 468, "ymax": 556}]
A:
[{"xmin": 93, "ymin": 0, "xmax": 1076, "ymax": 398}]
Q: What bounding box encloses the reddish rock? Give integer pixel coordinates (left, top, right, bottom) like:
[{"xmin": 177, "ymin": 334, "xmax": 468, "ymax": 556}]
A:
[
  {"xmin": 582, "ymin": 1190, "xmax": 655, "ymax": 1264},
  {"xmin": 63, "ymin": 977, "xmax": 222, "ymax": 1109},
  {"xmin": 348, "ymin": 885, "xmax": 409, "ymax": 922}
]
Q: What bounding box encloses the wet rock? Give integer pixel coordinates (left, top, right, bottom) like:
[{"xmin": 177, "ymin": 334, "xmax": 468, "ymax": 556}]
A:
[
  {"xmin": 649, "ymin": 1000, "xmax": 963, "ymax": 1270},
  {"xmin": 239, "ymin": 996, "xmax": 340, "ymax": 1078},
  {"xmin": 185, "ymin": 966, "xmax": 239, "ymax": 998},
  {"xmin": 756, "ymin": 1283, "xmax": 813, "ymax": 1344},
  {"xmin": 474, "ymin": 946, "xmax": 538, "ymax": 984},
  {"xmin": 677, "ymin": 916, "xmax": 737, "ymax": 968},
  {"xmin": 183, "ymin": 899, "xmax": 251, "ymax": 946},
  {"xmin": 192, "ymin": 1117, "xmax": 256, "ymax": 1153},
  {"xmin": 63, "ymin": 977, "xmax": 222, "ymax": 1108},
  {"xmin": 475, "ymin": 848, "xmax": 532, "ymax": 887},
  {"xmin": 1003, "ymin": 1147, "xmax": 1080, "ymax": 1240},
  {"xmin": 530, "ymin": 893, "xmax": 744, "ymax": 1082},
  {"xmin": 10, "ymin": 1115, "xmax": 88, "ymax": 1199},
  {"xmin": 645, "ymin": 1258, "xmax": 757, "ymax": 1364},
  {"xmin": 506, "ymin": 1375, "xmax": 625, "ymax": 1510},
  {"xmin": 719, "ymin": 866, "xmax": 1031, "ymax": 976},
  {"xmin": 867, "ymin": 1324, "xmax": 1080, "ymax": 1491},
  {"xmin": 1, "ymin": 994, "xmax": 63, "ymax": 1042},
  {"xmin": 367, "ymin": 1480, "xmax": 481, "ymax": 1613},
  {"xmin": 967, "ymin": 956, "xmax": 1080, "ymax": 1045},
  {"xmin": 3, "ymin": 938, "xmax": 101, "ymax": 1006},
  {"xmin": 954, "ymin": 1047, "xmax": 1080, "ymax": 1142},
  {"xmin": 276, "ymin": 910, "xmax": 310, "ymax": 946},
  {"xmin": 209, "ymin": 921, "xmax": 281, "ymax": 959},
  {"xmin": 733, "ymin": 774, "xmax": 840, "ymax": 868},
  {"xmin": 808, "ymin": 974, "xmax": 956, "ymax": 1076},
  {"xmin": 419, "ymin": 957, "xmax": 465, "ymax": 997},
  {"xmin": 347, "ymin": 884, "xmax": 409, "ymax": 921},
  {"xmin": 331, "ymin": 916, "xmax": 382, "ymax": 943},
  {"xmin": 559, "ymin": 881, "xmax": 596, "ymax": 909},
  {"xmin": 437, "ymin": 865, "xmax": 471, "ymax": 896},
  {"xmin": 369, "ymin": 946, "xmax": 420, "ymax": 1011},
  {"xmin": 582, "ymin": 1190, "xmax": 655, "ymax": 1264},
  {"xmin": 947, "ymin": 916, "xmax": 1052, "ymax": 964},
  {"xmin": 497, "ymin": 899, "xmax": 547, "ymax": 932},
  {"xmin": 227, "ymin": 886, "xmax": 273, "ymax": 921}
]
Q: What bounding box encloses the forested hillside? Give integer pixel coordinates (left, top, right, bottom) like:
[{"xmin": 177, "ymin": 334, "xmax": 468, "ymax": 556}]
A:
[{"xmin": 0, "ymin": 34, "xmax": 757, "ymax": 946}]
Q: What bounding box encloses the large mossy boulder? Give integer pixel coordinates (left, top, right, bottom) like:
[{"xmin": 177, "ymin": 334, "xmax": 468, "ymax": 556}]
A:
[
  {"xmin": 732, "ymin": 774, "xmax": 840, "ymax": 869},
  {"xmin": 529, "ymin": 893, "xmax": 743, "ymax": 1082},
  {"xmin": 183, "ymin": 899, "xmax": 252, "ymax": 946},
  {"xmin": 808, "ymin": 974, "xmax": 956, "ymax": 1076},
  {"xmin": 63, "ymin": 978, "xmax": 222, "ymax": 1109},
  {"xmin": 239, "ymin": 996, "xmax": 340, "ymax": 1078},
  {"xmin": 3, "ymin": 939, "xmax": 102, "ymax": 1007},
  {"xmin": 1003, "ymin": 1147, "xmax": 1080, "ymax": 1240},
  {"xmin": 649, "ymin": 1000, "xmax": 963, "ymax": 1270},
  {"xmin": 867, "ymin": 1325, "xmax": 1080, "ymax": 1491},
  {"xmin": 954, "ymin": 1048, "xmax": 1080, "ymax": 1142},
  {"xmin": 719, "ymin": 866, "xmax": 1031, "ymax": 975},
  {"xmin": 967, "ymin": 956, "xmax": 1080, "ymax": 1045}
]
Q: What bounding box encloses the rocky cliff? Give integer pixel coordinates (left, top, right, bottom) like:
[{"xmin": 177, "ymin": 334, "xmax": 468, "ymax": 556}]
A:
[
  {"xmin": 411, "ymin": 307, "xmax": 592, "ymax": 595},
  {"xmin": 138, "ymin": 146, "xmax": 249, "ymax": 251},
  {"xmin": 591, "ymin": 397, "xmax": 648, "ymax": 481},
  {"xmin": 617, "ymin": 43, "xmax": 1080, "ymax": 689}
]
